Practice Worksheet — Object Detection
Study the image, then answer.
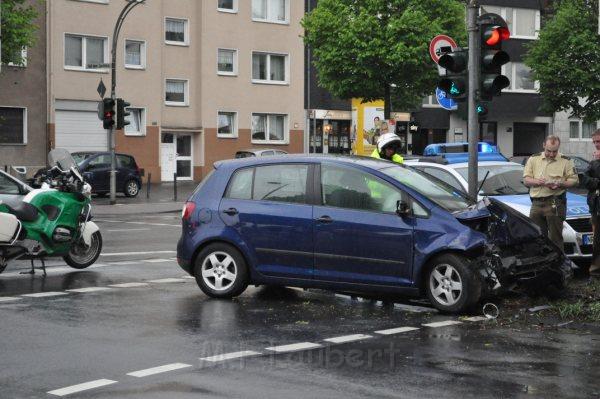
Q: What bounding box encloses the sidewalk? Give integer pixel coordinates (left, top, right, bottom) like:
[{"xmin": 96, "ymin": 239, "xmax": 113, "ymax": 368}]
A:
[{"xmin": 92, "ymin": 182, "xmax": 197, "ymax": 216}]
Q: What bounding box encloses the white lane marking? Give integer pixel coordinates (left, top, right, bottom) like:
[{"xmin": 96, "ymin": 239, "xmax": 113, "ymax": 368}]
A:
[
  {"xmin": 107, "ymin": 228, "xmax": 150, "ymax": 232},
  {"xmin": 374, "ymin": 326, "xmax": 420, "ymax": 335},
  {"xmin": 0, "ymin": 297, "xmax": 22, "ymax": 303},
  {"xmin": 394, "ymin": 303, "xmax": 438, "ymax": 313},
  {"xmin": 100, "ymin": 251, "xmax": 176, "ymax": 257},
  {"xmin": 200, "ymin": 351, "xmax": 262, "ymax": 362},
  {"xmin": 66, "ymin": 287, "xmax": 113, "ymax": 293},
  {"xmin": 423, "ymin": 320, "xmax": 462, "ymax": 328},
  {"xmin": 127, "ymin": 363, "xmax": 192, "ymax": 378},
  {"xmin": 265, "ymin": 342, "xmax": 322, "ymax": 353},
  {"xmin": 108, "ymin": 261, "xmax": 138, "ymax": 266},
  {"xmin": 96, "ymin": 219, "xmax": 180, "ymax": 228},
  {"xmin": 334, "ymin": 293, "xmax": 352, "ymax": 300},
  {"xmin": 147, "ymin": 278, "xmax": 188, "ymax": 284},
  {"xmin": 21, "ymin": 292, "xmax": 68, "ymax": 298},
  {"xmin": 181, "ymin": 276, "xmax": 195, "ymax": 280},
  {"xmin": 143, "ymin": 259, "xmax": 172, "ymax": 263},
  {"xmin": 323, "ymin": 334, "xmax": 373, "ymax": 344},
  {"xmin": 108, "ymin": 282, "xmax": 150, "ymax": 288},
  {"xmin": 48, "ymin": 379, "xmax": 117, "ymax": 396},
  {"xmin": 464, "ymin": 316, "xmax": 488, "ymax": 322}
]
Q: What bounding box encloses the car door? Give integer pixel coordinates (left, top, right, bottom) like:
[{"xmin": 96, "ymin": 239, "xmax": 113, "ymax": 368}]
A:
[
  {"xmin": 313, "ymin": 163, "xmax": 413, "ymax": 286},
  {"xmin": 84, "ymin": 154, "xmax": 111, "ymax": 192},
  {"xmin": 219, "ymin": 163, "xmax": 315, "ymax": 279},
  {"xmin": 116, "ymin": 155, "xmax": 133, "ymax": 188}
]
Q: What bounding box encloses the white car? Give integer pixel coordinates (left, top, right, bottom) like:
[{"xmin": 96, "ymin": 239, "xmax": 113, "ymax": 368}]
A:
[
  {"xmin": 405, "ymin": 159, "xmax": 593, "ymax": 261},
  {"xmin": 0, "ymin": 170, "xmax": 31, "ymax": 204}
]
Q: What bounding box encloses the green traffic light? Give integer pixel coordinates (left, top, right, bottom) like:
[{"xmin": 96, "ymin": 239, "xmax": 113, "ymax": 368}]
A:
[{"xmin": 450, "ymin": 83, "xmax": 460, "ymax": 95}]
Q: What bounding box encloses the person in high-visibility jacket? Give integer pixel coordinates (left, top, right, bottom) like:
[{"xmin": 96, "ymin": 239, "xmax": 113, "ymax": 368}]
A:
[{"xmin": 371, "ymin": 132, "xmax": 404, "ymax": 164}]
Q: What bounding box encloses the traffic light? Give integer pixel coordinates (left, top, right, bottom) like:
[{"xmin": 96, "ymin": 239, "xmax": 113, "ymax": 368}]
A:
[
  {"xmin": 476, "ymin": 103, "xmax": 489, "ymax": 118},
  {"xmin": 116, "ymin": 98, "xmax": 131, "ymax": 130},
  {"xmin": 437, "ymin": 48, "xmax": 469, "ymax": 101},
  {"xmin": 479, "ymin": 13, "xmax": 511, "ymax": 101},
  {"xmin": 101, "ymin": 98, "xmax": 115, "ymax": 130}
]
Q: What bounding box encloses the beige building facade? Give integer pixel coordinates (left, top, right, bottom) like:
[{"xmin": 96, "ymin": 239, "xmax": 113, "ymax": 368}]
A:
[{"xmin": 47, "ymin": 0, "xmax": 305, "ymax": 182}]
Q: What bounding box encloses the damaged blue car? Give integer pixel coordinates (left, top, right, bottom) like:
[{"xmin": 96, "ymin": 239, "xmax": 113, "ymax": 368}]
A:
[{"xmin": 177, "ymin": 155, "xmax": 572, "ymax": 313}]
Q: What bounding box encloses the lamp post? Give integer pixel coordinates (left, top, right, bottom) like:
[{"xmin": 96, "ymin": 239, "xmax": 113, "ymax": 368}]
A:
[{"xmin": 108, "ymin": 0, "xmax": 146, "ymax": 205}]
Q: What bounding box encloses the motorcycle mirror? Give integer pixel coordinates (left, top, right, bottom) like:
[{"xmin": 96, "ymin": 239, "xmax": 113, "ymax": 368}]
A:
[{"xmin": 71, "ymin": 166, "xmax": 84, "ymax": 183}]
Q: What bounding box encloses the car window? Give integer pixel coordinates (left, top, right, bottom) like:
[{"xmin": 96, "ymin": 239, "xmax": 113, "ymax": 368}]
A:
[
  {"xmin": 380, "ymin": 165, "xmax": 472, "ymax": 212},
  {"xmin": 225, "ymin": 168, "xmax": 253, "ymax": 200},
  {"xmin": 275, "ymin": 151, "xmax": 287, "ymax": 155},
  {"xmin": 253, "ymin": 164, "xmax": 308, "ymax": 204},
  {"xmin": 418, "ymin": 167, "xmax": 465, "ymax": 192},
  {"xmin": 88, "ymin": 155, "xmax": 111, "ymax": 167},
  {"xmin": 117, "ymin": 155, "xmax": 134, "ymax": 169},
  {"xmin": 571, "ymin": 157, "xmax": 588, "ymax": 172},
  {"xmin": 454, "ymin": 164, "xmax": 529, "ymax": 196},
  {"xmin": 321, "ymin": 164, "xmax": 407, "ymax": 214},
  {"xmin": 235, "ymin": 152, "xmax": 255, "ymax": 159},
  {"xmin": 0, "ymin": 173, "xmax": 20, "ymax": 194},
  {"xmin": 261, "ymin": 151, "xmax": 275, "ymax": 156}
]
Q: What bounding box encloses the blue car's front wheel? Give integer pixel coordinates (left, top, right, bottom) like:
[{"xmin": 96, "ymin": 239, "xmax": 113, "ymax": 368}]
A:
[{"xmin": 425, "ymin": 254, "xmax": 481, "ymax": 313}]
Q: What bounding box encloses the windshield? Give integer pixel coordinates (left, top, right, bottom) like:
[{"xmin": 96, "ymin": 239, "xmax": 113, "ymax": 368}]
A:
[
  {"xmin": 72, "ymin": 153, "xmax": 92, "ymax": 165},
  {"xmin": 454, "ymin": 164, "xmax": 529, "ymax": 196},
  {"xmin": 381, "ymin": 165, "xmax": 473, "ymax": 212},
  {"xmin": 48, "ymin": 149, "xmax": 77, "ymax": 172}
]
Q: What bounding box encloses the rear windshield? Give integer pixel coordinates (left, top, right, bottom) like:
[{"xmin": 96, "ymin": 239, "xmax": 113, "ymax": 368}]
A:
[{"xmin": 235, "ymin": 152, "xmax": 256, "ymax": 159}]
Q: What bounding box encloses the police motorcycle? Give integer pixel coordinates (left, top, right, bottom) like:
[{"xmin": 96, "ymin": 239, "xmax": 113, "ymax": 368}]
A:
[{"xmin": 0, "ymin": 149, "xmax": 102, "ymax": 275}]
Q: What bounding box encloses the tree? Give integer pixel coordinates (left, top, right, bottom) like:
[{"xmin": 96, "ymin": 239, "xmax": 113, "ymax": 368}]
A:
[
  {"xmin": 1, "ymin": 0, "xmax": 39, "ymax": 67},
  {"xmin": 524, "ymin": 0, "xmax": 600, "ymax": 121},
  {"xmin": 302, "ymin": 0, "xmax": 466, "ymax": 118}
]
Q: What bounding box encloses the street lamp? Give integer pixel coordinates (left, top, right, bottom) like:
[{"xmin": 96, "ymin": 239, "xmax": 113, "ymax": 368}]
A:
[{"xmin": 108, "ymin": 0, "xmax": 146, "ymax": 205}]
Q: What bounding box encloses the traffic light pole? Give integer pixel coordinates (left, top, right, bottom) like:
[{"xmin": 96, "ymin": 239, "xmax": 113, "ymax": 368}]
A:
[
  {"xmin": 108, "ymin": 0, "xmax": 145, "ymax": 205},
  {"xmin": 467, "ymin": 0, "xmax": 480, "ymax": 199}
]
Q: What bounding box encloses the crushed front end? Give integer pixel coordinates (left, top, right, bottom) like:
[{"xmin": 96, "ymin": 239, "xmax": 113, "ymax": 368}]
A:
[{"xmin": 456, "ymin": 198, "xmax": 574, "ymax": 295}]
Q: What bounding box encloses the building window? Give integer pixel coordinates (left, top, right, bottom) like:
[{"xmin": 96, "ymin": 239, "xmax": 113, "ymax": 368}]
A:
[
  {"xmin": 218, "ymin": 0, "xmax": 237, "ymax": 12},
  {"xmin": 165, "ymin": 79, "xmax": 188, "ymax": 106},
  {"xmin": 218, "ymin": 111, "xmax": 238, "ymax": 137},
  {"xmin": 125, "ymin": 108, "xmax": 145, "ymax": 136},
  {"xmin": 583, "ymin": 122, "xmax": 597, "ymax": 139},
  {"xmin": 125, "ymin": 40, "xmax": 145, "ymax": 69},
  {"xmin": 481, "ymin": 6, "xmax": 539, "ymax": 39},
  {"xmin": 64, "ymin": 34, "xmax": 108, "ymax": 71},
  {"xmin": 165, "ymin": 18, "xmax": 188, "ymax": 45},
  {"xmin": 569, "ymin": 120, "xmax": 599, "ymax": 140},
  {"xmin": 504, "ymin": 62, "xmax": 537, "ymax": 92},
  {"xmin": 569, "ymin": 121, "xmax": 580, "ymax": 139},
  {"xmin": 252, "ymin": 52, "xmax": 287, "ymax": 84},
  {"xmin": 252, "ymin": 0, "xmax": 288, "ymax": 24},
  {"xmin": 0, "ymin": 107, "xmax": 27, "ymax": 145},
  {"xmin": 217, "ymin": 49, "xmax": 237, "ymax": 75},
  {"xmin": 422, "ymin": 94, "xmax": 442, "ymax": 108},
  {"xmin": 252, "ymin": 113, "xmax": 287, "ymax": 143}
]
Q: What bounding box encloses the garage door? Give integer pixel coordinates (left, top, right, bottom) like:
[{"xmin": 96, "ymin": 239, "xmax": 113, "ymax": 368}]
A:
[{"xmin": 55, "ymin": 110, "xmax": 107, "ymax": 153}]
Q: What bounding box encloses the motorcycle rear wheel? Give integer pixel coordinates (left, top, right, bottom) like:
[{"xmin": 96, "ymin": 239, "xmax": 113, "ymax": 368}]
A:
[{"xmin": 63, "ymin": 231, "xmax": 103, "ymax": 269}]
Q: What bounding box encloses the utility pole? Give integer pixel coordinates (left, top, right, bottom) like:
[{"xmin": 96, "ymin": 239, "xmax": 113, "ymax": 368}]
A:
[
  {"xmin": 108, "ymin": 0, "xmax": 145, "ymax": 205},
  {"xmin": 467, "ymin": 0, "xmax": 480, "ymax": 199}
]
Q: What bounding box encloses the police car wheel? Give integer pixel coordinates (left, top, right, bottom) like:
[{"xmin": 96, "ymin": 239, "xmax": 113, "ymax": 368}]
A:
[{"xmin": 425, "ymin": 254, "xmax": 481, "ymax": 313}]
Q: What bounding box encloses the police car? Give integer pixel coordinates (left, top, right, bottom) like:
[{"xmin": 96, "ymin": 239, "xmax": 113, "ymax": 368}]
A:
[{"xmin": 405, "ymin": 142, "xmax": 593, "ymax": 261}]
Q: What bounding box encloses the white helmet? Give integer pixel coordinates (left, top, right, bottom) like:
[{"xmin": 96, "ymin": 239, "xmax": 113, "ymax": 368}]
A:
[{"xmin": 377, "ymin": 133, "xmax": 402, "ymax": 153}]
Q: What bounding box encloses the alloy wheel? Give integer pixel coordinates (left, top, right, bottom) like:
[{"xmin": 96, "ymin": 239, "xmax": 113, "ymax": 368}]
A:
[
  {"xmin": 126, "ymin": 181, "xmax": 139, "ymax": 196},
  {"xmin": 429, "ymin": 263, "xmax": 463, "ymax": 306},
  {"xmin": 201, "ymin": 251, "xmax": 237, "ymax": 291}
]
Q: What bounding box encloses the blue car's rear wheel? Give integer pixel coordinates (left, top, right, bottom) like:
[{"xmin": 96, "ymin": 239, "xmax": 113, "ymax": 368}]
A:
[
  {"xmin": 425, "ymin": 254, "xmax": 481, "ymax": 313},
  {"xmin": 194, "ymin": 243, "xmax": 248, "ymax": 298}
]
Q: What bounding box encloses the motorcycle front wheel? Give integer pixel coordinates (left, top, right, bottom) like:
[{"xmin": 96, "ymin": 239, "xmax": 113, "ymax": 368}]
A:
[{"xmin": 63, "ymin": 231, "xmax": 103, "ymax": 269}]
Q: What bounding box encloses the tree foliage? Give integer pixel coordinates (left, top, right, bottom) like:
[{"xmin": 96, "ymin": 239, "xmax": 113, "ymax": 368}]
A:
[
  {"xmin": 302, "ymin": 0, "xmax": 466, "ymax": 113},
  {"xmin": 1, "ymin": 0, "xmax": 39, "ymax": 66},
  {"xmin": 524, "ymin": 0, "xmax": 600, "ymax": 121}
]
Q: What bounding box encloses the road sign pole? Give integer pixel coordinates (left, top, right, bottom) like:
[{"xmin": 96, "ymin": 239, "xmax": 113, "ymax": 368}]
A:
[{"xmin": 467, "ymin": 0, "xmax": 480, "ymax": 199}]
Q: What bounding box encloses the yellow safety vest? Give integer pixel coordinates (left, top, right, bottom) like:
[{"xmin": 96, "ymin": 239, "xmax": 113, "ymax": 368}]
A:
[{"xmin": 370, "ymin": 149, "xmax": 404, "ymax": 164}]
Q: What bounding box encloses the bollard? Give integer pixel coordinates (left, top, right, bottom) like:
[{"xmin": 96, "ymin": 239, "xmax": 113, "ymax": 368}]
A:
[
  {"xmin": 173, "ymin": 172, "xmax": 178, "ymax": 201},
  {"xmin": 146, "ymin": 173, "xmax": 151, "ymax": 199}
]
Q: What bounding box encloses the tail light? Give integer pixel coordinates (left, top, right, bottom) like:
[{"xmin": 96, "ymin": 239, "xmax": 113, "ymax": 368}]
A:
[{"xmin": 182, "ymin": 201, "xmax": 196, "ymax": 221}]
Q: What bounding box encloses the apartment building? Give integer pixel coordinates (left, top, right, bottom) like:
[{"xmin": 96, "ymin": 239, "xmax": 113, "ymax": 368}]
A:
[
  {"xmin": 48, "ymin": 0, "xmax": 304, "ymax": 182},
  {"xmin": 0, "ymin": 0, "xmax": 47, "ymax": 173}
]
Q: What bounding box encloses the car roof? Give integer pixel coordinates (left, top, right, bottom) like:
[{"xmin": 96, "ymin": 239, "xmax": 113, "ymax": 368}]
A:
[
  {"xmin": 406, "ymin": 160, "xmax": 522, "ymax": 170},
  {"xmin": 215, "ymin": 154, "xmax": 397, "ymax": 170},
  {"xmin": 236, "ymin": 149, "xmax": 288, "ymax": 154}
]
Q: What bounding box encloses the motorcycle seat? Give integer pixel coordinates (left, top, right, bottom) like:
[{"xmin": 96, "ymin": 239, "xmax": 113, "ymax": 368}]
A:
[{"xmin": 4, "ymin": 201, "xmax": 39, "ymax": 223}]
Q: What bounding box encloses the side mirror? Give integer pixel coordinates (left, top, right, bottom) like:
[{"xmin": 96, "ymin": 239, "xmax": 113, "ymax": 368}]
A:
[{"xmin": 396, "ymin": 200, "xmax": 411, "ymax": 217}]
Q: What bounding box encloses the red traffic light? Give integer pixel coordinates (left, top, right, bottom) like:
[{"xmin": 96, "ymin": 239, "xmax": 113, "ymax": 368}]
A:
[{"xmin": 484, "ymin": 26, "xmax": 510, "ymax": 46}]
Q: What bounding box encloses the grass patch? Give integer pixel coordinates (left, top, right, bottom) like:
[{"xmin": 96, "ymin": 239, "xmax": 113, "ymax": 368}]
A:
[{"xmin": 555, "ymin": 301, "xmax": 585, "ymax": 319}]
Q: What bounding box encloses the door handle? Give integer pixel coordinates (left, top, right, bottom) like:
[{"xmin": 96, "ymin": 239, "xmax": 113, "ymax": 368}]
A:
[
  {"xmin": 316, "ymin": 215, "xmax": 333, "ymax": 223},
  {"xmin": 223, "ymin": 208, "xmax": 239, "ymax": 216}
]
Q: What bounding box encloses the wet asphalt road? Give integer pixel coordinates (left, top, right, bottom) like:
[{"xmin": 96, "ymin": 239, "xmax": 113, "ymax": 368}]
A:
[{"xmin": 0, "ymin": 214, "xmax": 599, "ymax": 398}]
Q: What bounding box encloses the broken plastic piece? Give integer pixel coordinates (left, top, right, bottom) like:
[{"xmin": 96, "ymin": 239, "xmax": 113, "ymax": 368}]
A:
[
  {"xmin": 483, "ymin": 303, "xmax": 499, "ymax": 319},
  {"xmin": 528, "ymin": 305, "xmax": 551, "ymax": 313}
]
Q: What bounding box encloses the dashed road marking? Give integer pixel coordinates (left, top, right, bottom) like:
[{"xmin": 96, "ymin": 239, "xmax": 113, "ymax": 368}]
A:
[
  {"xmin": 48, "ymin": 379, "xmax": 117, "ymax": 397},
  {"xmin": 143, "ymin": 259, "xmax": 173, "ymax": 263},
  {"xmin": 181, "ymin": 275, "xmax": 195, "ymax": 280},
  {"xmin": 200, "ymin": 351, "xmax": 262, "ymax": 362},
  {"xmin": 374, "ymin": 326, "xmax": 420, "ymax": 335},
  {"xmin": 126, "ymin": 363, "xmax": 192, "ymax": 378},
  {"xmin": 107, "ymin": 228, "xmax": 150, "ymax": 232},
  {"xmin": 66, "ymin": 287, "xmax": 113, "ymax": 293},
  {"xmin": 21, "ymin": 292, "xmax": 68, "ymax": 298},
  {"xmin": 265, "ymin": 342, "xmax": 322, "ymax": 353},
  {"xmin": 100, "ymin": 250, "xmax": 177, "ymax": 257},
  {"xmin": 323, "ymin": 334, "xmax": 373, "ymax": 344},
  {"xmin": 108, "ymin": 261, "xmax": 138, "ymax": 266},
  {"xmin": 96, "ymin": 220, "xmax": 180, "ymax": 228},
  {"xmin": 464, "ymin": 316, "xmax": 488, "ymax": 322},
  {"xmin": 393, "ymin": 303, "xmax": 437, "ymax": 313},
  {"xmin": 423, "ymin": 320, "xmax": 463, "ymax": 328},
  {"xmin": 147, "ymin": 278, "xmax": 188, "ymax": 284},
  {"xmin": 0, "ymin": 297, "xmax": 22, "ymax": 303},
  {"xmin": 108, "ymin": 282, "xmax": 150, "ymax": 288}
]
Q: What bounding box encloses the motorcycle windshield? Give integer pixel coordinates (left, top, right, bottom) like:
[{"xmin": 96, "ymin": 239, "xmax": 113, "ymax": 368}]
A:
[{"xmin": 48, "ymin": 149, "xmax": 77, "ymax": 172}]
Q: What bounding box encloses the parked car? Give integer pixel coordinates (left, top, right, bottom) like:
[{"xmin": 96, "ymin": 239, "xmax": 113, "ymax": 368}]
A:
[
  {"xmin": 177, "ymin": 155, "xmax": 572, "ymax": 313},
  {"xmin": 0, "ymin": 170, "xmax": 31, "ymax": 204},
  {"xmin": 406, "ymin": 154, "xmax": 593, "ymax": 262},
  {"xmin": 234, "ymin": 149, "xmax": 288, "ymax": 158},
  {"xmin": 77, "ymin": 152, "xmax": 142, "ymax": 197}
]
